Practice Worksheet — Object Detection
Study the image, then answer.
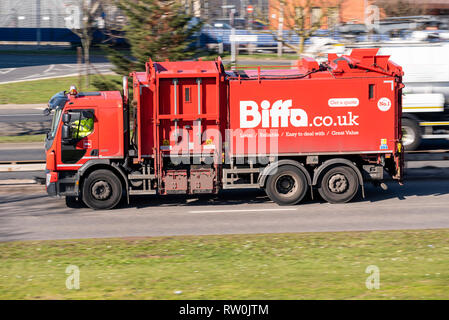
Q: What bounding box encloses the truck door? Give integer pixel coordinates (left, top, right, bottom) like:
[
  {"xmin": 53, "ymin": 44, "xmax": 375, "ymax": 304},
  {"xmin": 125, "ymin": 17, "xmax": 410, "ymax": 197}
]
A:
[{"xmin": 61, "ymin": 109, "xmax": 98, "ymax": 164}]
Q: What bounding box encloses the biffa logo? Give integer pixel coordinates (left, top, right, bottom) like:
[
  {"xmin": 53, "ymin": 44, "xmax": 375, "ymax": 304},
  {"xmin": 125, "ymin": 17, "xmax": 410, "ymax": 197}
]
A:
[
  {"xmin": 240, "ymin": 99, "xmax": 360, "ymax": 128},
  {"xmin": 240, "ymin": 100, "xmax": 307, "ymax": 129}
]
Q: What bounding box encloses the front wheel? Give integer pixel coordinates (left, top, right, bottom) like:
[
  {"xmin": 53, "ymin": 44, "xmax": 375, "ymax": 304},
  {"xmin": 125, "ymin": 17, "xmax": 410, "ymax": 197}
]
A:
[
  {"xmin": 82, "ymin": 169, "xmax": 123, "ymax": 210},
  {"xmin": 265, "ymin": 165, "xmax": 308, "ymax": 206},
  {"xmin": 318, "ymin": 165, "xmax": 359, "ymax": 204}
]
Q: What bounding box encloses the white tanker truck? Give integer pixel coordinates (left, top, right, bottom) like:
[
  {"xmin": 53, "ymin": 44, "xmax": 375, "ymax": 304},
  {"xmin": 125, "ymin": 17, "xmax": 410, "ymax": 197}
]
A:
[
  {"xmin": 362, "ymin": 42, "xmax": 449, "ymax": 150},
  {"xmin": 320, "ymin": 41, "xmax": 449, "ymax": 150}
]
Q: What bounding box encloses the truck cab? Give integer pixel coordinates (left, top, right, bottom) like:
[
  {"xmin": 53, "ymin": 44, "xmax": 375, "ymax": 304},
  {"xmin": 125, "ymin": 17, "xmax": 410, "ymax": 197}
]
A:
[{"xmin": 45, "ymin": 87, "xmax": 127, "ymax": 209}]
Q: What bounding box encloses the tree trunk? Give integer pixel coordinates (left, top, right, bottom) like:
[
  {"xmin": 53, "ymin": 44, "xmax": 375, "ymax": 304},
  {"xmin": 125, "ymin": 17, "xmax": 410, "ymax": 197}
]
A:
[
  {"xmin": 82, "ymin": 0, "xmax": 90, "ymax": 90},
  {"xmin": 298, "ymin": 36, "xmax": 305, "ymax": 56},
  {"xmin": 84, "ymin": 41, "xmax": 90, "ymax": 89}
]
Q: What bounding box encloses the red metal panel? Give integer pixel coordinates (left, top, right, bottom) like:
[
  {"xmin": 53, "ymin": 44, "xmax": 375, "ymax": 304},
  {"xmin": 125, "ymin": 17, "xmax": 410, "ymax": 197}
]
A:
[
  {"xmin": 133, "ymin": 73, "xmax": 154, "ymax": 159},
  {"xmin": 134, "ymin": 59, "xmax": 227, "ymax": 193},
  {"xmin": 164, "ymin": 170, "xmax": 188, "ymax": 194},
  {"xmin": 228, "ymin": 76, "xmax": 400, "ymax": 156},
  {"xmin": 154, "ymin": 66, "xmax": 223, "ymax": 154},
  {"xmin": 98, "ymin": 94, "xmax": 124, "ymax": 158},
  {"xmin": 190, "ymin": 169, "xmax": 214, "ymax": 193}
]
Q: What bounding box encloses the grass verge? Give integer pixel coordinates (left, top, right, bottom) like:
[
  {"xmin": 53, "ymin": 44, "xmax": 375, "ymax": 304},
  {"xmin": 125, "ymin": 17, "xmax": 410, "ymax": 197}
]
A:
[
  {"xmin": 0, "ymin": 134, "xmax": 45, "ymax": 143},
  {"xmin": 0, "ymin": 75, "xmax": 121, "ymax": 104},
  {"xmin": 1, "ymin": 229, "xmax": 448, "ymax": 299}
]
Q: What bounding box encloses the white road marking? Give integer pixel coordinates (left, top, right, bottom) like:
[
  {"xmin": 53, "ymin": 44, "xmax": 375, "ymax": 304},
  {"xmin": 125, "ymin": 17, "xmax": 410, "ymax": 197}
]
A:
[
  {"xmin": 0, "ymin": 63, "xmax": 114, "ymax": 84},
  {"xmin": 20, "ymin": 73, "xmax": 48, "ymax": 80},
  {"xmin": 0, "ymin": 68, "xmax": 16, "ymax": 75},
  {"xmin": 43, "ymin": 64, "xmax": 55, "ymax": 73},
  {"xmin": 0, "ymin": 73, "xmax": 85, "ymax": 84},
  {"xmin": 188, "ymin": 208, "xmax": 297, "ymax": 213}
]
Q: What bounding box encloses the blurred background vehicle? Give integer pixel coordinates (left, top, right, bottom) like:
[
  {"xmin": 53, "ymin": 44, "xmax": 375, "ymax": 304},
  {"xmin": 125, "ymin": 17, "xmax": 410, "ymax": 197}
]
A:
[
  {"xmin": 344, "ymin": 42, "xmax": 449, "ymax": 150},
  {"xmin": 209, "ymin": 21, "xmax": 233, "ymax": 29},
  {"xmin": 212, "ymin": 18, "xmax": 247, "ymax": 29}
]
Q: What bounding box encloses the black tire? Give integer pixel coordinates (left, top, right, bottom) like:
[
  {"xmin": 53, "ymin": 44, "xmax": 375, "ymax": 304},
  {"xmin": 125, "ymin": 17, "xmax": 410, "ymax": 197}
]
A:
[
  {"xmin": 318, "ymin": 165, "xmax": 359, "ymax": 204},
  {"xmin": 265, "ymin": 165, "xmax": 308, "ymax": 206},
  {"xmin": 402, "ymin": 118, "xmax": 421, "ymax": 151},
  {"xmin": 65, "ymin": 196, "xmax": 84, "ymax": 208},
  {"xmin": 82, "ymin": 169, "xmax": 123, "ymax": 210}
]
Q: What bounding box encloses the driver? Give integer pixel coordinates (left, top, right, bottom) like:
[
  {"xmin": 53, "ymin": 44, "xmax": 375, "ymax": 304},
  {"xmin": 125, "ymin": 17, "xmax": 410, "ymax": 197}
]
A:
[{"xmin": 72, "ymin": 116, "xmax": 93, "ymax": 138}]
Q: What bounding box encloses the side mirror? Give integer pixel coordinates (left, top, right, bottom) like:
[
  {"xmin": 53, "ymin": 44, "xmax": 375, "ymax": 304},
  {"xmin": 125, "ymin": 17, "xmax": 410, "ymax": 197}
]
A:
[
  {"xmin": 61, "ymin": 124, "xmax": 71, "ymax": 140},
  {"xmin": 62, "ymin": 113, "xmax": 71, "ymax": 123},
  {"xmin": 43, "ymin": 108, "xmax": 51, "ymax": 116}
]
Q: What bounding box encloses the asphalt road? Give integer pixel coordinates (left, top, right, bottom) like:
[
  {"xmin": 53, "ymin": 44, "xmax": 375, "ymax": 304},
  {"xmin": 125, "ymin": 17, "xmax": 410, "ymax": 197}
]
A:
[
  {"xmin": 0, "ymin": 170, "xmax": 44, "ymax": 180},
  {"xmin": 0, "ymin": 52, "xmax": 291, "ymax": 84},
  {"xmin": 0, "ymin": 148, "xmax": 45, "ymax": 161},
  {"xmin": 0, "ymin": 141, "xmax": 45, "ymax": 162},
  {"xmin": 0, "ymin": 54, "xmax": 112, "ymax": 83},
  {"xmin": 0, "ymin": 107, "xmax": 49, "ymax": 123},
  {"xmin": 1, "ymin": 177, "xmax": 449, "ymax": 242}
]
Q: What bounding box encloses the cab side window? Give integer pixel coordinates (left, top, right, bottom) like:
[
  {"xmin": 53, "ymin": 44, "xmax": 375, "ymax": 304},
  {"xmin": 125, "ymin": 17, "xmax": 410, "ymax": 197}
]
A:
[{"xmin": 69, "ymin": 110, "xmax": 94, "ymax": 139}]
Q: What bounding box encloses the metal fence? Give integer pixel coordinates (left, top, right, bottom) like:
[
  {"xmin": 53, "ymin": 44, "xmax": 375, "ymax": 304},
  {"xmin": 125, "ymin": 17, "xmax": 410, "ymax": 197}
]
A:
[
  {"xmin": 0, "ymin": 0, "xmax": 124, "ymax": 29},
  {"xmin": 0, "ymin": 14, "xmax": 69, "ymax": 29},
  {"xmin": 0, "ymin": 0, "xmax": 74, "ymax": 28}
]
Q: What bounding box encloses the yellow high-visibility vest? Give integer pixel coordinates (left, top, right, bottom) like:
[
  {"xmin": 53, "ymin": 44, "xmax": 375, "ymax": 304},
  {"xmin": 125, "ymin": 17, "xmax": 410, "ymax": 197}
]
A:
[{"xmin": 72, "ymin": 118, "xmax": 93, "ymax": 138}]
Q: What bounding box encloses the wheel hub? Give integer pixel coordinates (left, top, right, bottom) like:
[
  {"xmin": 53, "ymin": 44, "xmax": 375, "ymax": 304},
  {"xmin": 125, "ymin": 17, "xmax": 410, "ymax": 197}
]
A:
[
  {"xmin": 91, "ymin": 181, "xmax": 112, "ymax": 200},
  {"xmin": 328, "ymin": 174, "xmax": 348, "ymax": 193},
  {"xmin": 276, "ymin": 174, "xmax": 297, "ymax": 195}
]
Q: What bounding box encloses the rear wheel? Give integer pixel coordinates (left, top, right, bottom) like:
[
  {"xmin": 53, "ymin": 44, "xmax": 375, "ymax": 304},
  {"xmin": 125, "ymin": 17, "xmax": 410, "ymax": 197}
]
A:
[
  {"xmin": 82, "ymin": 169, "xmax": 123, "ymax": 210},
  {"xmin": 318, "ymin": 165, "xmax": 359, "ymax": 204},
  {"xmin": 265, "ymin": 165, "xmax": 308, "ymax": 206},
  {"xmin": 402, "ymin": 118, "xmax": 421, "ymax": 151}
]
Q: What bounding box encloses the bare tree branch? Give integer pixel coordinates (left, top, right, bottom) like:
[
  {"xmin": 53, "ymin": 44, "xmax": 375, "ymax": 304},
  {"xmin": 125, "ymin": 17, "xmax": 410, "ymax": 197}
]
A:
[
  {"xmin": 69, "ymin": 0, "xmax": 117, "ymax": 88},
  {"xmin": 262, "ymin": 0, "xmax": 344, "ymax": 56},
  {"xmin": 374, "ymin": 0, "xmax": 427, "ymax": 17}
]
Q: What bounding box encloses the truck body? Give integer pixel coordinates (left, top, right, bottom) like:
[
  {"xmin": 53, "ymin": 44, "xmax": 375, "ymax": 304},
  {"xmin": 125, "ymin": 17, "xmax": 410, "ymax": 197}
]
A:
[{"xmin": 45, "ymin": 48, "xmax": 404, "ymax": 209}]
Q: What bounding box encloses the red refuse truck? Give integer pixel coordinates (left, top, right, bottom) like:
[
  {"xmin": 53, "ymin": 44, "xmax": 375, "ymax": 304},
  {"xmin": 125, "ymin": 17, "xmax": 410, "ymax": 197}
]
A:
[{"xmin": 44, "ymin": 48, "xmax": 404, "ymax": 209}]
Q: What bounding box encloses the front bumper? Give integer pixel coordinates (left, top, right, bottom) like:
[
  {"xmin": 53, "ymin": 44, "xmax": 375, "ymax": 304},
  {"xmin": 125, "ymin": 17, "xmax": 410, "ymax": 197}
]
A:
[
  {"xmin": 46, "ymin": 170, "xmax": 79, "ymax": 197},
  {"xmin": 46, "ymin": 181, "xmax": 58, "ymax": 196}
]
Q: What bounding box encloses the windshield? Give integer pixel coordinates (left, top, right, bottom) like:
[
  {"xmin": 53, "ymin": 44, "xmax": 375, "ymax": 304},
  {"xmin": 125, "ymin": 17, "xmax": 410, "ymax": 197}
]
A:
[
  {"xmin": 49, "ymin": 109, "xmax": 63, "ymax": 139},
  {"xmin": 45, "ymin": 91, "xmax": 68, "ymax": 142}
]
